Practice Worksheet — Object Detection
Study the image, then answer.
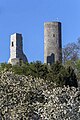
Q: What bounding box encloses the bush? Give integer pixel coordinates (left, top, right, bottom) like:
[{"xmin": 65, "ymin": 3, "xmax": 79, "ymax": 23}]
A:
[
  {"xmin": 46, "ymin": 62, "xmax": 78, "ymax": 87},
  {"xmin": 46, "ymin": 62, "xmax": 66, "ymax": 87},
  {"xmin": 0, "ymin": 63, "xmax": 12, "ymax": 71},
  {"xmin": 0, "ymin": 61, "xmax": 78, "ymax": 88},
  {"xmin": 65, "ymin": 66, "xmax": 78, "ymax": 87}
]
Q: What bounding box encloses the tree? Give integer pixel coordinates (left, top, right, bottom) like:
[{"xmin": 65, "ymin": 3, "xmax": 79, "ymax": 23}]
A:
[
  {"xmin": 12, "ymin": 62, "xmax": 31, "ymax": 75},
  {"xmin": 46, "ymin": 62, "xmax": 78, "ymax": 87},
  {"xmin": 40, "ymin": 64, "xmax": 49, "ymax": 80},
  {"xmin": 63, "ymin": 43, "xmax": 79, "ymax": 64},
  {"xmin": 46, "ymin": 62, "xmax": 66, "ymax": 87},
  {"xmin": 29, "ymin": 61, "xmax": 43, "ymax": 79},
  {"xmin": 0, "ymin": 63, "xmax": 12, "ymax": 71},
  {"xmin": 12, "ymin": 65, "xmax": 23, "ymax": 75},
  {"xmin": 74, "ymin": 60, "xmax": 80, "ymax": 80},
  {"xmin": 65, "ymin": 66, "xmax": 78, "ymax": 87}
]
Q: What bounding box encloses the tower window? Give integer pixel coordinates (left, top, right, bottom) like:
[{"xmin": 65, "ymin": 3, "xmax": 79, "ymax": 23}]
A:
[
  {"xmin": 53, "ymin": 34, "xmax": 55, "ymax": 37},
  {"xmin": 12, "ymin": 42, "xmax": 14, "ymax": 47}
]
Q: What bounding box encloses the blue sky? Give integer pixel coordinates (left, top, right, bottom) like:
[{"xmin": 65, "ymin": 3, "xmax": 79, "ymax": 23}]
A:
[{"xmin": 0, "ymin": 0, "xmax": 80, "ymax": 63}]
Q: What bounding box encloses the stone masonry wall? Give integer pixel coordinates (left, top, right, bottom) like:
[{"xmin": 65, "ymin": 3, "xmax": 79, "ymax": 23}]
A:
[
  {"xmin": 8, "ymin": 33, "xmax": 28, "ymax": 65},
  {"xmin": 44, "ymin": 22, "xmax": 62, "ymax": 64}
]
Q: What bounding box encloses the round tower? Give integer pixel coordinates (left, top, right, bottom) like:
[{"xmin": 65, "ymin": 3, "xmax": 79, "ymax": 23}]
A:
[{"xmin": 44, "ymin": 22, "xmax": 62, "ymax": 64}]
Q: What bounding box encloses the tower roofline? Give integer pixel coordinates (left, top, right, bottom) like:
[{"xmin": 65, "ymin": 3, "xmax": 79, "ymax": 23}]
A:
[
  {"xmin": 11, "ymin": 33, "xmax": 22, "ymax": 36},
  {"xmin": 44, "ymin": 21, "xmax": 61, "ymax": 25},
  {"xmin": 8, "ymin": 33, "xmax": 28, "ymax": 65}
]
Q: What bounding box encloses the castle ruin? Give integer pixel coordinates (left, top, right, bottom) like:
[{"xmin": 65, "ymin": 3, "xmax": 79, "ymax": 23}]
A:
[
  {"xmin": 8, "ymin": 33, "xmax": 28, "ymax": 65},
  {"xmin": 44, "ymin": 22, "xmax": 62, "ymax": 65},
  {"xmin": 8, "ymin": 21, "xmax": 62, "ymax": 65}
]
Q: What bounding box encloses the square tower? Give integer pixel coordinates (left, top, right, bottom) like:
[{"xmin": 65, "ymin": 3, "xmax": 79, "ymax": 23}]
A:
[
  {"xmin": 8, "ymin": 33, "xmax": 28, "ymax": 65},
  {"xmin": 44, "ymin": 22, "xmax": 62, "ymax": 65}
]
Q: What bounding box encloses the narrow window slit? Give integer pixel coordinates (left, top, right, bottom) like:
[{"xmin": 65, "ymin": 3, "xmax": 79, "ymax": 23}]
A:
[
  {"xmin": 53, "ymin": 34, "xmax": 55, "ymax": 37},
  {"xmin": 12, "ymin": 42, "xmax": 14, "ymax": 47}
]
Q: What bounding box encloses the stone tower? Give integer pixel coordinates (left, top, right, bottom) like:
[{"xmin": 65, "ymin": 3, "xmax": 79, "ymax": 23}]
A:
[
  {"xmin": 8, "ymin": 33, "xmax": 28, "ymax": 65},
  {"xmin": 44, "ymin": 22, "xmax": 62, "ymax": 65}
]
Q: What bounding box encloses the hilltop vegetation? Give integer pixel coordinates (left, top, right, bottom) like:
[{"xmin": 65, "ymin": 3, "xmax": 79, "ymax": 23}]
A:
[
  {"xmin": 0, "ymin": 61, "xmax": 78, "ymax": 88},
  {"xmin": 0, "ymin": 59, "xmax": 80, "ymax": 119},
  {"xmin": 1, "ymin": 36, "xmax": 80, "ymax": 119},
  {"xmin": 0, "ymin": 67, "xmax": 80, "ymax": 119}
]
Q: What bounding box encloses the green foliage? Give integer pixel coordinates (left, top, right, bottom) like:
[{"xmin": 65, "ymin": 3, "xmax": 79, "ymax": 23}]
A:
[
  {"xmin": 27, "ymin": 61, "xmax": 48, "ymax": 79},
  {"xmin": 12, "ymin": 65, "xmax": 23, "ymax": 75},
  {"xmin": 64, "ymin": 60, "xmax": 80, "ymax": 80},
  {"xmin": 46, "ymin": 62, "xmax": 78, "ymax": 87},
  {"xmin": 29, "ymin": 61, "xmax": 42, "ymax": 78},
  {"xmin": 40, "ymin": 64, "xmax": 49, "ymax": 79},
  {"xmin": 12, "ymin": 62, "xmax": 30, "ymax": 75},
  {"xmin": 0, "ymin": 63, "xmax": 12, "ymax": 71},
  {"xmin": 75, "ymin": 60, "xmax": 80, "ymax": 71},
  {"xmin": 62, "ymin": 39, "xmax": 80, "ymax": 83},
  {"xmin": 0, "ymin": 61, "xmax": 78, "ymax": 87},
  {"xmin": 47, "ymin": 62, "xmax": 66, "ymax": 87},
  {"xmin": 74, "ymin": 60, "xmax": 80, "ymax": 79},
  {"xmin": 65, "ymin": 66, "xmax": 78, "ymax": 87},
  {"xmin": 64, "ymin": 60, "xmax": 76, "ymax": 69}
]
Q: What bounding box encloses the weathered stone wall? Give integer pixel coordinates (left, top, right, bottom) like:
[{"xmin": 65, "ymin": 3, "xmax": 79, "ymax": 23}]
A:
[
  {"xmin": 8, "ymin": 33, "xmax": 28, "ymax": 65},
  {"xmin": 44, "ymin": 22, "xmax": 62, "ymax": 64}
]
